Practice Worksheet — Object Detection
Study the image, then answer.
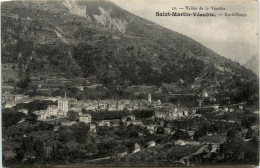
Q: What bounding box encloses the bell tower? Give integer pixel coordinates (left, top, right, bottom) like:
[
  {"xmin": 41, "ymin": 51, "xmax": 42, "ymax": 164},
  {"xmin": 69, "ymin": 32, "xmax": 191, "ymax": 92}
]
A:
[{"xmin": 148, "ymin": 93, "xmax": 152, "ymax": 103}]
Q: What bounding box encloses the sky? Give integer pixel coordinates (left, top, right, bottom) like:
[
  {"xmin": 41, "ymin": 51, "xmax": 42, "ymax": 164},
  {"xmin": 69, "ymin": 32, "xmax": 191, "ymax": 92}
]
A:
[{"xmin": 111, "ymin": 0, "xmax": 258, "ymax": 64}]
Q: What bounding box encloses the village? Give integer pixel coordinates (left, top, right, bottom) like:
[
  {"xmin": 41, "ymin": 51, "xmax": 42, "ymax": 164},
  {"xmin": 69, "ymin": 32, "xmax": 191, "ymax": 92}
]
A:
[
  {"xmin": 2, "ymin": 87, "xmax": 258, "ymax": 166},
  {"xmin": 0, "ymin": 59, "xmax": 258, "ymax": 166},
  {"xmin": 2, "ymin": 91, "xmax": 198, "ymax": 122}
]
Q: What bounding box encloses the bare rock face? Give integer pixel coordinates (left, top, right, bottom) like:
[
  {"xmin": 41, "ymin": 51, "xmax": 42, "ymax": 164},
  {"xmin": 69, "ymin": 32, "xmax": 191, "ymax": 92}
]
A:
[
  {"xmin": 244, "ymin": 54, "xmax": 259, "ymax": 76},
  {"xmin": 94, "ymin": 6, "xmax": 128, "ymax": 33},
  {"xmin": 63, "ymin": 0, "xmax": 91, "ymax": 19}
]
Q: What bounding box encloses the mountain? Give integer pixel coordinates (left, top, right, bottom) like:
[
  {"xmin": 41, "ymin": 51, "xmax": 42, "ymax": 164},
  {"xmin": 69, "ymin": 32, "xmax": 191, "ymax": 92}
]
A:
[
  {"xmin": 1, "ymin": 0, "xmax": 258, "ymax": 102},
  {"xmin": 244, "ymin": 54, "xmax": 259, "ymax": 76}
]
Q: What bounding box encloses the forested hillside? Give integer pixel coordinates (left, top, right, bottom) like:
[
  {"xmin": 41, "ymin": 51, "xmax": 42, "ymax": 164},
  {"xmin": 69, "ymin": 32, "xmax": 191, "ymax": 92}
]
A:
[{"xmin": 1, "ymin": 0, "xmax": 258, "ymax": 102}]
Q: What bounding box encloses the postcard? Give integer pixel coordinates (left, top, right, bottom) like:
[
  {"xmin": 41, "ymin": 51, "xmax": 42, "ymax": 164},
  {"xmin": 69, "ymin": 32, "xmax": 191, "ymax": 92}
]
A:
[{"xmin": 1, "ymin": 0, "xmax": 259, "ymax": 167}]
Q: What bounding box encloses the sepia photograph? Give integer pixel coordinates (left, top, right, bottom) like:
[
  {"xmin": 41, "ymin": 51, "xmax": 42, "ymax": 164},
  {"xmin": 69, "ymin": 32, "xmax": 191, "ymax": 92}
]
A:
[{"xmin": 1, "ymin": 0, "xmax": 259, "ymax": 167}]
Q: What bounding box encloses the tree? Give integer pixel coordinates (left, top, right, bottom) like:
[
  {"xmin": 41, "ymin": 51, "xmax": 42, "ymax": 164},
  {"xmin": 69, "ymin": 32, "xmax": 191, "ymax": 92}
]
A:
[
  {"xmin": 172, "ymin": 129, "xmax": 189, "ymax": 140},
  {"xmin": 15, "ymin": 137, "xmax": 35, "ymax": 161},
  {"xmin": 156, "ymin": 126, "xmax": 165, "ymax": 134},
  {"xmin": 2, "ymin": 111, "xmax": 26, "ymax": 128},
  {"xmin": 17, "ymin": 78, "xmax": 30, "ymax": 89},
  {"xmin": 57, "ymin": 129, "xmax": 75, "ymax": 143},
  {"xmin": 67, "ymin": 111, "xmax": 79, "ymax": 121},
  {"xmin": 33, "ymin": 139, "xmax": 44, "ymax": 159},
  {"xmin": 72, "ymin": 123, "xmax": 89, "ymax": 143},
  {"xmin": 126, "ymin": 141, "xmax": 135, "ymax": 153},
  {"xmin": 33, "ymin": 122, "xmax": 54, "ymax": 131},
  {"xmin": 194, "ymin": 128, "xmax": 207, "ymax": 140},
  {"xmin": 242, "ymin": 116, "xmax": 257, "ymax": 129},
  {"xmin": 246, "ymin": 128, "xmax": 254, "ymax": 139},
  {"xmin": 227, "ymin": 128, "xmax": 239, "ymax": 138},
  {"xmin": 97, "ymin": 140, "xmax": 118, "ymax": 157},
  {"xmin": 128, "ymin": 130, "xmax": 139, "ymax": 138},
  {"xmin": 133, "ymin": 110, "xmax": 154, "ymax": 118}
]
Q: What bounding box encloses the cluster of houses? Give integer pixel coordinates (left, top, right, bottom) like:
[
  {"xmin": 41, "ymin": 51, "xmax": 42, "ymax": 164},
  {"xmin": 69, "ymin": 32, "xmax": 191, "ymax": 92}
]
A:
[
  {"xmin": 2, "ymin": 92, "xmax": 30, "ymax": 103},
  {"xmin": 154, "ymin": 103, "xmax": 195, "ymax": 120},
  {"xmin": 1, "ymin": 92, "xmax": 152, "ymax": 120},
  {"xmin": 32, "ymin": 94, "xmax": 92, "ymax": 124},
  {"xmin": 179, "ymin": 135, "xmax": 227, "ymax": 166},
  {"xmin": 54, "ymin": 111, "xmax": 192, "ymax": 138},
  {"xmin": 198, "ymin": 88, "xmax": 245, "ymax": 111},
  {"xmin": 2, "ymin": 92, "xmax": 66, "ymax": 109},
  {"xmin": 2, "ymin": 92, "xmax": 33, "ymax": 108},
  {"xmin": 33, "ymin": 96, "xmax": 69, "ymax": 120},
  {"xmin": 4, "ymin": 91, "xmax": 199, "ymax": 126},
  {"xmin": 72, "ymin": 100, "xmax": 127, "ymax": 112},
  {"xmin": 202, "ymin": 102, "xmax": 245, "ymax": 113},
  {"xmin": 71, "ymin": 93, "xmax": 161, "ymax": 112},
  {"xmin": 117, "ymin": 141, "xmax": 155, "ymax": 156}
]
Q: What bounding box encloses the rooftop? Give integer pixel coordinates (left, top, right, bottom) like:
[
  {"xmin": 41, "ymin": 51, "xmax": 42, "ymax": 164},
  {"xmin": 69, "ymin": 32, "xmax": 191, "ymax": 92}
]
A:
[{"xmin": 79, "ymin": 114, "xmax": 91, "ymax": 117}]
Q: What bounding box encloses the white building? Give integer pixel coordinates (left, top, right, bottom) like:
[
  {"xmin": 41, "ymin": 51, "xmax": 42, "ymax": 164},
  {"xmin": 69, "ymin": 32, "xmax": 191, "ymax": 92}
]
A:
[
  {"xmin": 183, "ymin": 111, "xmax": 189, "ymax": 116},
  {"xmin": 47, "ymin": 105, "xmax": 58, "ymax": 116},
  {"xmin": 202, "ymin": 90, "xmax": 208, "ymax": 98},
  {"xmin": 18, "ymin": 109, "xmax": 28, "ymax": 115},
  {"xmin": 117, "ymin": 104, "xmax": 125, "ymax": 111},
  {"xmin": 147, "ymin": 141, "xmax": 156, "ymax": 147},
  {"xmin": 58, "ymin": 95, "xmax": 69, "ymax": 113},
  {"xmin": 148, "ymin": 93, "xmax": 152, "ymax": 103},
  {"xmin": 98, "ymin": 103, "xmax": 108, "ymax": 110},
  {"xmin": 147, "ymin": 125, "xmax": 156, "ymax": 134},
  {"xmin": 108, "ymin": 104, "xmax": 117, "ymax": 111},
  {"xmin": 90, "ymin": 124, "xmax": 96, "ymax": 133},
  {"xmin": 224, "ymin": 107, "xmax": 229, "ymax": 112},
  {"xmin": 126, "ymin": 119, "xmax": 143, "ymax": 126},
  {"xmin": 54, "ymin": 126, "xmax": 60, "ymax": 131},
  {"xmin": 57, "ymin": 110, "xmax": 67, "ymax": 118},
  {"xmin": 175, "ymin": 139, "xmax": 186, "ymax": 146},
  {"xmin": 33, "ymin": 110, "xmax": 49, "ymax": 121},
  {"xmin": 133, "ymin": 143, "xmax": 141, "ymax": 153},
  {"xmin": 14, "ymin": 94, "xmax": 24, "ymax": 101},
  {"xmin": 214, "ymin": 104, "xmax": 219, "ymax": 109},
  {"xmin": 79, "ymin": 114, "xmax": 91, "ymax": 123}
]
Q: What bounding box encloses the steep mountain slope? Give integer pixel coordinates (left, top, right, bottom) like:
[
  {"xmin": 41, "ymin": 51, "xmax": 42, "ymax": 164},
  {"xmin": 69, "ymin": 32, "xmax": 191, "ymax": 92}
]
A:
[
  {"xmin": 244, "ymin": 54, "xmax": 259, "ymax": 76},
  {"xmin": 1, "ymin": 0, "xmax": 258, "ymax": 96}
]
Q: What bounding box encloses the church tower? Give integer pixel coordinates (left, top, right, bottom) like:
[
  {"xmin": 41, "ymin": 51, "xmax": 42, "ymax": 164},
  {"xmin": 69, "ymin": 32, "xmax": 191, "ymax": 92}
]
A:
[
  {"xmin": 148, "ymin": 93, "xmax": 152, "ymax": 103},
  {"xmin": 58, "ymin": 93, "xmax": 68, "ymax": 113}
]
